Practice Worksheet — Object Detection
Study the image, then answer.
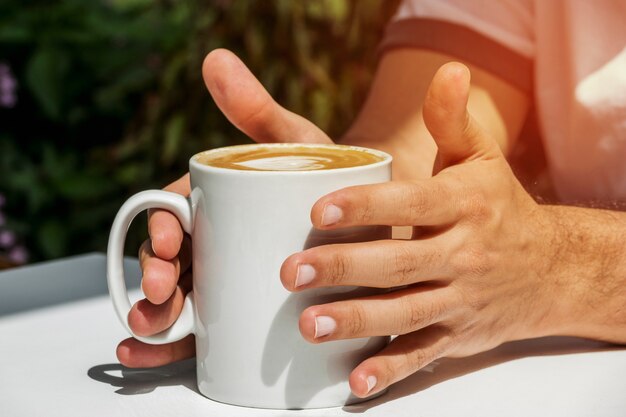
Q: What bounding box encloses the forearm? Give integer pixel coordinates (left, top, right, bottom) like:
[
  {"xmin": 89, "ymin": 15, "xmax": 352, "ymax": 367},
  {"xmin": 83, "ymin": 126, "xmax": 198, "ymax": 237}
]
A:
[
  {"xmin": 340, "ymin": 49, "xmax": 530, "ymax": 180},
  {"xmin": 536, "ymin": 205, "xmax": 626, "ymax": 344}
]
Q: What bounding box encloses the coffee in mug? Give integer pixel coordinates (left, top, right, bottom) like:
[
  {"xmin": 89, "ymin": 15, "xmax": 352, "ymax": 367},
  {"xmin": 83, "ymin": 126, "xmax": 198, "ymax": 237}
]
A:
[
  {"xmin": 107, "ymin": 143, "xmax": 392, "ymax": 409},
  {"xmin": 196, "ymin": 143, "xmax": 385, "ymax": 171}
]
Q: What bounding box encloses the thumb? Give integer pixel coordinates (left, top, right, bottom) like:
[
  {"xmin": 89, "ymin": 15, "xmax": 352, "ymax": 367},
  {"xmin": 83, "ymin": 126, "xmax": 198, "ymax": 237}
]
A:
[
  {"xmin": 422, "ymin": 62, "xmax": 500, "ymax": 169},
  {"xmin": 202, "ymin": 49, "xmax": 332, "ymax": 144}
]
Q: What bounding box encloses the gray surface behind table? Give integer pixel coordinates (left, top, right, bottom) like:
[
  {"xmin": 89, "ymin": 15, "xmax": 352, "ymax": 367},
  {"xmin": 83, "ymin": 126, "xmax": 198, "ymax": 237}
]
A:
[{"xmin": 0, "ymin": 252, "xmax": 140, "ymax": 316}]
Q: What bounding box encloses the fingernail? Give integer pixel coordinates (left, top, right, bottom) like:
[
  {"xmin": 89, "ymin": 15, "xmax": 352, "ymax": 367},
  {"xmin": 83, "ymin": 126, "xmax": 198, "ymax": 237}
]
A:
[
  {"xmin": 295, "ymin": 264, "xmax": 315, "ymax": 288},
  {"xmin": 366, "ymin": 375, "xmax": 377, "ymax": 394},
  {"xmin": 322, "ymin": 204, "xmax": 342, "ymax": 226},
  {"xmin": 314, "ymin": 316, "xmax": 336, "ymax": 338}
]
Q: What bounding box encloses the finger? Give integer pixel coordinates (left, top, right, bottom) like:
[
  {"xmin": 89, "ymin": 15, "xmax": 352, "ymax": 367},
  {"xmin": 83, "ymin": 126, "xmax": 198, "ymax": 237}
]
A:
[
  {"xmin": 202, "ymin": 49, "xmax": 332, "ymax": 144},
  {"xmin": 128, "ymin": 270, "xmax": 192, "ymax": 337},
  {"xmin": 116, "ymin": 335, "xmax": 195, "ymax": 368},
  {"xmin": 422, "ymin": 62, "xmax": 500, "ymax": 168},
  {"xmin": 349, "ymin": 325, "xmax": 453, "ymax": 398},
  {"xmin": 298, "ymin": 285, "xmax": 457, "ymax": 343},
  {"xmin": 147, "ymin": 173, "xmax": 190, "ymax": 260},
  {"xmin": 311, "ymin": 179, "xmax": 464, "ymax": 229},
  {"xmin": 139, "ymin": 236, "xmax": 192, "ymax": 305},
  {"xmin": 281, "ymin": 239, "xmax": 450, "ymax": 290}
]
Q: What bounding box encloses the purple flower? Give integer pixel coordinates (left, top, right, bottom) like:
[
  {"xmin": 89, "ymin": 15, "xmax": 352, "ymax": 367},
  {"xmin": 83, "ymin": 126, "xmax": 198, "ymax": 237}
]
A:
[
  {"xmin": 0, "ymin": 63, "xmax": 18, "ymax": 108},
  {"xmin": 9, "ymin": 246, "xmax": 28, "ymax": 264},
  {"xmin": 0, "ymin": 229, "xmax": 15, "ymax": 248},
  {"xmin": 0, "ymin": 212, "xmax": 5, "ymax": 227},
  {"xmin": 0, "ymin": 92, "xmax": 17, "ymax": 108}
]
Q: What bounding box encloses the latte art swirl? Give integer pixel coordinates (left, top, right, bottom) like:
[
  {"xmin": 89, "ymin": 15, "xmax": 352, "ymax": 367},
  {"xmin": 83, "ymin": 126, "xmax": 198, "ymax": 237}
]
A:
[
  {"xmin": 234, "ymin": 156, "xmax": 335, "ymax": 171},
  {"xmin": 196, "ymin": 144, "xmax": 385, "ymax": 172}
]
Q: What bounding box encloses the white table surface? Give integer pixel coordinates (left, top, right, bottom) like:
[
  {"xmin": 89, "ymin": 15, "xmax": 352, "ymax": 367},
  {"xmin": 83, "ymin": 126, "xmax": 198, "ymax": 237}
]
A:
[{"xmin": 1, "ymin": 253, "xmax": 625, "ymax": 417}]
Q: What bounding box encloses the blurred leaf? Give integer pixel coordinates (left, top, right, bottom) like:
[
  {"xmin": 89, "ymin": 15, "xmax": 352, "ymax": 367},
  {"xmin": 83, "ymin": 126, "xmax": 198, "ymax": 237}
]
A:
[
  {"xmin": 108, "ymin": 0, "xmax": 153, "ymax": 12},
  {"xmin": 325, "ymin": 0, "xmax": 349, "ymax": 21},
  {"xmin": 305, "ymin": 2, "xmax": 324, "ymax": 19},
  {"xmin": 94, "ymin": 66, "xmax": 154, "ymax": 113},
  {"xmin": 306, "ymin": 0, "xmax": 348, "ymax": 21},
  {"xmin": 310, "ymin": 89, "xmax": 332, "ymax": 132},
  {"xmin": 114, "ymin": 137, "xmax": 143, "ymax": 160},
  {"xmin": 162, "ymin": 114, "xmax": 185, "ymax": 165},
  {"xmin": 0, "ymin": 25, "xmax": 31, "ymax": 43},
  {"xmin": 274, "ymin": 0, "xmax": 292, "ymax": 19},
  {"xmin": 286, "ymin": 76, "xmax": 304, "ymax": 114},
  {"xmin": 55, "ymin": 174, "xmax": 117, "ymax": 201},
  {"xmin": 38, "ymin": 219, "xmax": 67, "ymax": 259},
  {"xmin": 162, "ymin": 52, "xmax": 187, "ymax": 90},
  {"xmin": 25, "ymin": 46, "xmax": 71, "ymax": 120},
  {"xmin": 245, "ymin": 22, "xmax": 265, "ymax": 64},
  {"xmin": 9, "ymin": 165, "xmax": 50, "ymax": 212},
  {"xmin": 42, "ymin": 144, "xmax": 76, "ymax": 182},
  {"xmin": 115, "ymin": 162, "xmax": 145, "ymax": 186}
]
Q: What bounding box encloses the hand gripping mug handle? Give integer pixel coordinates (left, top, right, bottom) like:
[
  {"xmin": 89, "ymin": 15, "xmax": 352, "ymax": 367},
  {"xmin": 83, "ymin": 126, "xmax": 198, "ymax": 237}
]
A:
[{"xmin": 107, "ymin": 190, "xmax": 196, "ymax": 344}]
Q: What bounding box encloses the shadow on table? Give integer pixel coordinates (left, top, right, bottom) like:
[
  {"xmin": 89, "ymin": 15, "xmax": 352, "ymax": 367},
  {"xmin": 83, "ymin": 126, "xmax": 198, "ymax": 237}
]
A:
[
  {"xmin": 87, "ymin": 337, "xmax": 619, "ymax": 408},
  {"xmin": 87, "ymin": 359, "xmax": 199, "ymax": 395},
  {"xmin": 343, "ymin": 336, "xmax": 620, "ymax": 413}
]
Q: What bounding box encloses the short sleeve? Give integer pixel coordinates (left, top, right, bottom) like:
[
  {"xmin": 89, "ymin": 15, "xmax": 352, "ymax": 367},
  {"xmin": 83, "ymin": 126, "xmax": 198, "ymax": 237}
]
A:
[{"xmin": 381, "ymin": 0, "xmax": 535, "ymax": 93}]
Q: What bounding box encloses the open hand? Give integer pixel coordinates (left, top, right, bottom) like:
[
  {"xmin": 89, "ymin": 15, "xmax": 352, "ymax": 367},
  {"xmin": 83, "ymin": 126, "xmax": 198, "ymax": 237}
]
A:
[
  {"xmin": 279, "ymin": 63, "xmax": 558, "ymax": 397},
  {"xmin": 116, "ymin": 49, "xmax": 332, "ymax": 367}
]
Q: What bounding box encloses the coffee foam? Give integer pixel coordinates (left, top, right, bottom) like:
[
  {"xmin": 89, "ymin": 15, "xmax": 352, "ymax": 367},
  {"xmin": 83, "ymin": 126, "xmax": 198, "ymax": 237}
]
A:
[
  {"xmin": 196, "ymin": 144, "xmax": 385, "ymax": 172},
  {"xmin": 233, "ymin": 156, "xmax": 335, "ymax": 171}
]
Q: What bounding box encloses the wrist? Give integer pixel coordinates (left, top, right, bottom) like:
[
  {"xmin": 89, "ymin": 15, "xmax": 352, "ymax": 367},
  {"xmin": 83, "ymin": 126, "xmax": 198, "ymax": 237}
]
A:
[
  {"xmin": 526, "ymin": 205, "xmax": 626, "ymax": 343},
  {"xmin": 499, "ymin": 204, "xmax": 563, "ymax": 341},
  {"xmin": 522, "ymin": 205, "xmax": 572, "ymax": 338}
]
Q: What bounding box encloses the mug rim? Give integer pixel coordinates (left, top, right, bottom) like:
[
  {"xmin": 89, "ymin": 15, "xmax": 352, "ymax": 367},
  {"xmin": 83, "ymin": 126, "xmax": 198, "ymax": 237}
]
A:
[{"xmin": 189, "ymin": 143, "xmax": 392, "ymax": 176}]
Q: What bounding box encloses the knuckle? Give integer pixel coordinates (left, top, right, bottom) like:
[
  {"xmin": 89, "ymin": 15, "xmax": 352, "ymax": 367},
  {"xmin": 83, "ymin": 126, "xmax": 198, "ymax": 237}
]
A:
[
  {"xmin": 387, "ymin": 245, "xmax": 417, "ymax": 286},
  {"xmin": 424, "ymin": 300, "xmax": 444, "ymax": 326},
  {"xmin": 379, "ymin": 357, "xmax": 397, "ymax": 385},
  {"xmin": 399, "ymin": 298, "xmax": 442, "ymax": 334},
  {"xmin": 346, "ymin": 303, "xmax": 367, "ymax": 336},
  {"xmin": 400, "ymin": 299, "xmax": 423, "ymax": 334},
  {"xmin": 355, "ymin": 193, "xmax": 375, "ymax": 224},
  {"xmin": 396, "ymin": 327, "xmax": 456, "ymax": 374},
  {"xmin": 405, "ymin": 185, "xmax": 430, "ymax": 221},
  {"xmin": 459, "ymin": 187, "xmax": 491, "ymax": 222},
  {"xmin": 401, "ymin": 345, "xmax": 430, "ymax": 372},
  {"xmin": 452, "ymin": 245, "xmax": 493, "ymax": 277},
  {"xmin": 452, "ymin": 282, "xmax": 487, "ymax": 314},
  {"xmin": 328, "ymin": 252, "xmax": 352, "ymax": 285},
  {"xmin": 465, "ymin": 246, "xmax": 492, "ymax": 276}
]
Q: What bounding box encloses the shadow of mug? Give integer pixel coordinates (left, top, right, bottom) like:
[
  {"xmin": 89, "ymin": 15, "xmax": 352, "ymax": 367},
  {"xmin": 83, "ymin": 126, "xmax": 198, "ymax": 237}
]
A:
[
  {"xmin": 261, "ymin": 224, "xmax": 391, "ymax": 408},
  {"xmin": 87, "ymin": 359, "xmax": 199, "ymax": 396}
]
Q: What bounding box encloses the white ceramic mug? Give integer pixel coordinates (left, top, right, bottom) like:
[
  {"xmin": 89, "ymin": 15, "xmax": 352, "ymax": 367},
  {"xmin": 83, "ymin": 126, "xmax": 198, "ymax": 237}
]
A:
[{"xmin": 107, "ymin": 143, "xmax": 392, "ymax": 409}]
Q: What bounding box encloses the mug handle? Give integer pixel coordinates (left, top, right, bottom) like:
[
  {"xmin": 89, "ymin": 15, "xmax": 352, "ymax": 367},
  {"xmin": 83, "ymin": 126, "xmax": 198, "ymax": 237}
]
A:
[{"xmin": 107, "ymin": 190, "xmax": 196, "ymax": 344}]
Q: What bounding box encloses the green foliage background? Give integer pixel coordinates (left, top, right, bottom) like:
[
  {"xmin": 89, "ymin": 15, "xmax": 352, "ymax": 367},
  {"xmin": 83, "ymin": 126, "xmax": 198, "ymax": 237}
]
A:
[{"xmin": 0, "ymin": 0, "xmax": 399, "ymax": 262}]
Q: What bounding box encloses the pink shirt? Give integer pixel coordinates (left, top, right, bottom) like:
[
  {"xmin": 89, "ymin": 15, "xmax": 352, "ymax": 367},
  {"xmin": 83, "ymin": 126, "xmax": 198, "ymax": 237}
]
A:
[{"xmin": 382, "ymin": 0, "xmax": 626, "ymax": 202}]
